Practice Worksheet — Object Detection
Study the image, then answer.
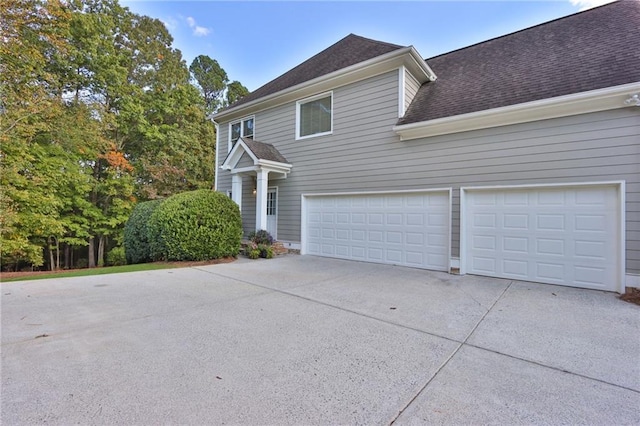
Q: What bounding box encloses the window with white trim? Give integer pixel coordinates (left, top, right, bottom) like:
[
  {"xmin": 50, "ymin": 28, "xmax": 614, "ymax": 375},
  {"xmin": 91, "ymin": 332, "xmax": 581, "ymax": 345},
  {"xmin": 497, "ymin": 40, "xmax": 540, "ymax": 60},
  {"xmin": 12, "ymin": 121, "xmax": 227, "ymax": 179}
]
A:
[
  {"xmin": 229, "ymin": 116, "xmax": 254, "ymax": 150},
  {"xmin": 296, "ymin": 92, "xmax": 332, "ymax": 139}
]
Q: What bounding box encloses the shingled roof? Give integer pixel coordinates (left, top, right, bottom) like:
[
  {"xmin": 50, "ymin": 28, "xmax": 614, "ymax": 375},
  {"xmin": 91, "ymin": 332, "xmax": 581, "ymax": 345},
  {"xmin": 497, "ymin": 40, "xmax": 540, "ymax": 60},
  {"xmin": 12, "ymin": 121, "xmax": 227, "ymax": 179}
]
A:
[
  {"xmin": 228, "ymin": 34, "xmax": 404, "ymax": 109},
  {"xmin": 398, "ymin": 0, "xmax": 640, "ymax": 125},
  {"xmin": 241, "ymin": 137, "xmax": 289, "ymax": 164}
]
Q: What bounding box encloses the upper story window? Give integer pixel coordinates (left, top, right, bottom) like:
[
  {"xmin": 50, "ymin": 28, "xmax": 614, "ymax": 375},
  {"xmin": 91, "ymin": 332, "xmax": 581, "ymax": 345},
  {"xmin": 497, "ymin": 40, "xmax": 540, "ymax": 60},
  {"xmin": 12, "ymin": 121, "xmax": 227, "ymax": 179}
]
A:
[
  {"xmin": 296, "ymin": 92, "xmax": 332, "ymax": 139},
  {"xmin": 229, "ymin": 116, "xmax": 254, "ymax": 150}
]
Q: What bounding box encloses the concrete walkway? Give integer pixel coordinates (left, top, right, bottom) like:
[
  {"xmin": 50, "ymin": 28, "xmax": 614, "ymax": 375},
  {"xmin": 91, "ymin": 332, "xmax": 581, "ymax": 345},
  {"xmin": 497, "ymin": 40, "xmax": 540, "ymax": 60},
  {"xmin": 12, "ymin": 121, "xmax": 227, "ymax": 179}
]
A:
[{"xmin": 2, "ymin": 255, "xmax": 639, "ymax": 425}]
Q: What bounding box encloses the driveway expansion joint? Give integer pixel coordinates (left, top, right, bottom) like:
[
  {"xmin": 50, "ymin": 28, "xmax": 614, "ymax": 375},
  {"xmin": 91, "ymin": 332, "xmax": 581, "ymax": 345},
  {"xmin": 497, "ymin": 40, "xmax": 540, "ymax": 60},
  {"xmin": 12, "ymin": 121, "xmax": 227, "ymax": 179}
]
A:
[{"xmin": 388, "ymin": 280, "xmax": 515, "ymax": 424}]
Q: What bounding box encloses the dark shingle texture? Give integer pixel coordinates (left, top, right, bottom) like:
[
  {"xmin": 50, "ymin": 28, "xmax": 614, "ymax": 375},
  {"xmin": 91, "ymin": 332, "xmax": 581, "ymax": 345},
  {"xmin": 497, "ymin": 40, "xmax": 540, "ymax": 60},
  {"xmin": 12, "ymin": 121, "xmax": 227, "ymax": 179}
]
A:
[
  {"xmin": 242, "ymin": 138, "xmax": 289, "ymax": 164},
  {"xmin": 398, "ymin": 0, "xmax": 640, "ymax": 125},
  {"xmin": 228, "ymin": 34, "xmax": 404, "ymax": 109}
]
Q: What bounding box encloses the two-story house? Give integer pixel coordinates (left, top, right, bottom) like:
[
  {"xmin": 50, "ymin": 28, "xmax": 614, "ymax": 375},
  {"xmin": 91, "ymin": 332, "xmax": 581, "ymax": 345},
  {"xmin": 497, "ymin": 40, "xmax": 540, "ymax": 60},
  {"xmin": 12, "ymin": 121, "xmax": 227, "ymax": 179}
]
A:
[{"xmin": 213, "ymin": 1, "xmax": 640, "ymax": 293}]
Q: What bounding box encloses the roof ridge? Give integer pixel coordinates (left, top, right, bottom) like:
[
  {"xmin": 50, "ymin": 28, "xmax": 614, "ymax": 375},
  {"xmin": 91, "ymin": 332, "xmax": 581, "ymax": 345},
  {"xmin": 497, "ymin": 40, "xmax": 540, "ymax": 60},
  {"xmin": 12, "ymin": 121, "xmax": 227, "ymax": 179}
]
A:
[
  {"xmin": 220, "ymin": 33, "xmax": 405, "ymax": 112},
  {"xmin": 254, "ymin": 33, "xmax": 404, "ymax": 90},
  {"xmin": 424, "ymin": 0, "xmax": 623, "ymax": 61},
  {"xmin": 347, "ymin": 33, "xmax": 405, "ymax": 50}
]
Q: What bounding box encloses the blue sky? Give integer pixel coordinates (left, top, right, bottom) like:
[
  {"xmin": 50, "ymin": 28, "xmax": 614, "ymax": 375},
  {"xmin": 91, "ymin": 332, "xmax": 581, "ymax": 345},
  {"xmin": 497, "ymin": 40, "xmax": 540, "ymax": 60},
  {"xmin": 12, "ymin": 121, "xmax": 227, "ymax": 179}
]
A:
[{"xmin": 121, "ymin": 1, "xmax": 614, "ymax": 91}]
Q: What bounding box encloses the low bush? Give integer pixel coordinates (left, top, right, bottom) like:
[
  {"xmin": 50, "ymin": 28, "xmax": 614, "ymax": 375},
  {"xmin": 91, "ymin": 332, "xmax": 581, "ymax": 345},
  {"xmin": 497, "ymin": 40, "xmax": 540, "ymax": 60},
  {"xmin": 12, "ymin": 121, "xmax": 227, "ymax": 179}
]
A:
[
  {"xmin": 124, "ymin": 199, "xmax": 163, "ymax": 264},
  {"xmin": 245, "ymin": 242, "xmax": 274, "ymax": 259},
  {"xmin": 247, "ymin": 229, "xmax": 274, "ymax": 245},
  {"xmin": 106, "ymin": 246, "xmax": 127, "ymax": 266},
  {"xmin": 258, "ymin": 244, "xmax": 274, "ymax": 259},
  {"xmin": 148, "ymin": 189, "xmax": 243, "ymax": 261}
]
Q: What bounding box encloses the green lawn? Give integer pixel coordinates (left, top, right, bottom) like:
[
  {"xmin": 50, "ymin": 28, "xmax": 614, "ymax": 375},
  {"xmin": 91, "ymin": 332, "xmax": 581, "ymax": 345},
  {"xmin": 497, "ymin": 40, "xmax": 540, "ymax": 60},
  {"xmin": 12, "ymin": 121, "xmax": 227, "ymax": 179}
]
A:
[{"xmin": 1, "ymin": 263, "xmax": 177, "ymax": 283}]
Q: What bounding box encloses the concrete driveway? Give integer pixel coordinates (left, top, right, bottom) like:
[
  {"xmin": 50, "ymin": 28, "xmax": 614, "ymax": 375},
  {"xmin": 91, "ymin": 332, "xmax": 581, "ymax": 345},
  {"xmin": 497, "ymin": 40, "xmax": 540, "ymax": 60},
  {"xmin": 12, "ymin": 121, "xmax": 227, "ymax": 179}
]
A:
[{"xmin": 2, "ymin": 255, "xmax": 639, "ymax": 425}]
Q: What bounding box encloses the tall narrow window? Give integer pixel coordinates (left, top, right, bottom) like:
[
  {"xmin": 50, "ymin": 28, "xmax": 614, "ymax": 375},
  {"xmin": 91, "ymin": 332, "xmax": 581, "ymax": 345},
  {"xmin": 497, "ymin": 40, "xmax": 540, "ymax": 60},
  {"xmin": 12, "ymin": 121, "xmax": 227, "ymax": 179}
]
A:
[
  {"xmin": 229, "ymin": 116, "xmax": 255, "ymax": 149},
  {"xmin": 296, "ymin": 93, "xmax": 332, "ymax": 139}
]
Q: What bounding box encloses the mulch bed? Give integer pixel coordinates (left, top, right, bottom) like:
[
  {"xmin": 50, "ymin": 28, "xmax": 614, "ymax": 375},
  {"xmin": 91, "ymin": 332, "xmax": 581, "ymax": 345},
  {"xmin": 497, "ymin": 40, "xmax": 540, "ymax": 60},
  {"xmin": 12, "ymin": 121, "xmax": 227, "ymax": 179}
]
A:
[
  {"xmin": 0, "ymin": 257, "xmax": 236, "ymax": 280},
  {"xmin": 620, "ymin": 287, "xmax": 640, "ymax": 306}
]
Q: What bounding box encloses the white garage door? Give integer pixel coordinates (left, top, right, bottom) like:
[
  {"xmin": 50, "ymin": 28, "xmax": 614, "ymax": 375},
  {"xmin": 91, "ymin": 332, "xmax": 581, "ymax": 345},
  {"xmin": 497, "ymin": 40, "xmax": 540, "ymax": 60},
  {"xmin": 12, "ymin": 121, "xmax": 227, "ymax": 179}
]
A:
[
  {"xmin": 462, "ymin": 184, "xmax": 623, "ymax": 291},
  {"xmin": 303, "ymin": 190, "xmax": 451, "ymax": 271}
]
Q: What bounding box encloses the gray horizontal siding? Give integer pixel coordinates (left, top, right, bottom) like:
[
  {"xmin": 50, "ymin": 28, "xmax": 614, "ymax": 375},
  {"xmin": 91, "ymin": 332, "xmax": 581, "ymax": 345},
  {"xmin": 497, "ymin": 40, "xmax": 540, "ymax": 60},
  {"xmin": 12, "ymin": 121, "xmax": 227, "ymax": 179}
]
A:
[
  {"xmin": 216, "ymin": 68, "xmax": 640, "ymax": 275},
  {"xmin": 404, "ymin": 69, "xmax": 420, "ymax": 111},
  {"xmin": 237, "ymin": 152, "xmax": 254, "ymax": 169}
]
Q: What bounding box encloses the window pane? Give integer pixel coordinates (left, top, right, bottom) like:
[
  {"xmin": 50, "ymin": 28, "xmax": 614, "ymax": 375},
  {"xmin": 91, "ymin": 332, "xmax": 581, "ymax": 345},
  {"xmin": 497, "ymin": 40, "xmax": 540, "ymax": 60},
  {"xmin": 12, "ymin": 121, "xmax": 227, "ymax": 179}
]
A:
[
  {"xmin": 243, "ymin": 118, "xmax": 254, "ymax": 138},
  {"xmin": 300, "ymin": 95, "xmax": 331, "ymax": 137},
  {"xmin": 231, "ymin": 122, "xmax": 241, "ymax": 145}
]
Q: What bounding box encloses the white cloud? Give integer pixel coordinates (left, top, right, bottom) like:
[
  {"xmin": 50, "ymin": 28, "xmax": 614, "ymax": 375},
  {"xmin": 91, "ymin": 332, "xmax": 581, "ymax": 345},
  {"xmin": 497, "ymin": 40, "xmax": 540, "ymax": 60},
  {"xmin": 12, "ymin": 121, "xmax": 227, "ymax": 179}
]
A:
[
  {"xmin": 161, "ymin": 17, "xmax": 178, "ymax": 31},
  {"xmin": 186, "ymin": 16, "xmax": 210, "ymax": 37},
  {"xmin": 569, "ymin": 0, "xmax": 616, "ymax": 11},
  {"xmin": 193, "ymin": 26, "xmax": 210, "ymax": 37}
]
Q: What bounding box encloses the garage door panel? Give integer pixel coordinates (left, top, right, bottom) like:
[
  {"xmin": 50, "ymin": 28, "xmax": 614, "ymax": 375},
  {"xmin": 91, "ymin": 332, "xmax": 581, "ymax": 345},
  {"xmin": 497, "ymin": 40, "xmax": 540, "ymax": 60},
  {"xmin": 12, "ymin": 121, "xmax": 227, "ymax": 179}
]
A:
[
  {"xmin": 305, "ymin": 191, "xmax": 450, "ymax": 271},
  {"xmin": 463, "ymin": 184, "xmax": 621, "ymax": 291}
]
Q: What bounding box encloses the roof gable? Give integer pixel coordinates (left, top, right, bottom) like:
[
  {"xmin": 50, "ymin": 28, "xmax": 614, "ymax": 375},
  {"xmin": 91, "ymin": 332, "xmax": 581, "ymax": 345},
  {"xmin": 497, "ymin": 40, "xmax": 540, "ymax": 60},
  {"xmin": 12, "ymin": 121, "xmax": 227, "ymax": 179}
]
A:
[
  {"xmin": 398, "ymin": 0, "xmax": 640, "ymax": 126},
  {"xmin": 221, "ymin": 137, "xmax": 291, "ymax": 174}
]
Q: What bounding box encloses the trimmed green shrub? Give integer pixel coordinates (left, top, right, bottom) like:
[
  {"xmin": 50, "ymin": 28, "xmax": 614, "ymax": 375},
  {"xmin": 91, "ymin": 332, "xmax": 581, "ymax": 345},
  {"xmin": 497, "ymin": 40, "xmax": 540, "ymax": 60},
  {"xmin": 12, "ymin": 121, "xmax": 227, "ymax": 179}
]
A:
[
  {"xmin": 147, "ymin": 189, "xmax": 243, "ymax": 261},
  {"xmin": 106, "ymin": 246, "xmax": 127, "ymax": 266},
  {"xmin": 123, "ymin": 199, "xmax": 163, "ymax": 264}
]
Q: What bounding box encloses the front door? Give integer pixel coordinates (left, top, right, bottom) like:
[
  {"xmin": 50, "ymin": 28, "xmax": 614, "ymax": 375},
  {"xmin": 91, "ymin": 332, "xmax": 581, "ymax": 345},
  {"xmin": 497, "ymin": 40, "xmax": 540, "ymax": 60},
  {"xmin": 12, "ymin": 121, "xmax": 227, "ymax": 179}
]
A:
[{"xmin": 266, "ymin": 187, "xmax": 277, "ymax": 239}]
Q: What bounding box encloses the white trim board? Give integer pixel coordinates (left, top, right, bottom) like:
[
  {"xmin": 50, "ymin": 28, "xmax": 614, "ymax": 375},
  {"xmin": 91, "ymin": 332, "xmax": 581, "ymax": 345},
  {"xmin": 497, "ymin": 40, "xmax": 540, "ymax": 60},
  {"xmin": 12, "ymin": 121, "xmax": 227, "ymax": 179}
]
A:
[{"xmin": 626, "ymin": 274, "xmax": 640, "ymax": 289}]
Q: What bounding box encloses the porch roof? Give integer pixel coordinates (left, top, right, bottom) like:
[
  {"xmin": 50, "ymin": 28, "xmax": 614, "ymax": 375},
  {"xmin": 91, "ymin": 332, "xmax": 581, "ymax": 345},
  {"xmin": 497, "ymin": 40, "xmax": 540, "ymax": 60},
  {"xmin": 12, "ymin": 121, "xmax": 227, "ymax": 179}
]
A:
[{"xmin": 221, "ymin": 137, "xmax": 292, "ymax": 176}]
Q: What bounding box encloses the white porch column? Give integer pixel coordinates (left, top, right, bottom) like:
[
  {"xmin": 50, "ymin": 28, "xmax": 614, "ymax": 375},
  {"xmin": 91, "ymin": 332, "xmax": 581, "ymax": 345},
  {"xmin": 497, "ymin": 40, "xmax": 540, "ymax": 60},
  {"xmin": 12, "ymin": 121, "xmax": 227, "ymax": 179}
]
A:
[
  {"xmin": 255, "ymin": 169, "xmax": 269, "ymax": 231},
  {"xmin": 231, "ymin": 174, "xmax": 243, "ymax": 211}
]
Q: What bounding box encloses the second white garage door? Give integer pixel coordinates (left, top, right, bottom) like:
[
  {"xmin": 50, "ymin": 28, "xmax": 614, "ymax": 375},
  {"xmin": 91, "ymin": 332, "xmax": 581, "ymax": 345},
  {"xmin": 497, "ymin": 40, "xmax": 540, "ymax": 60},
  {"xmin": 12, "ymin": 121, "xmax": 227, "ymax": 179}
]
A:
[
  {"xmin": 461, "ymin": 183, "xmax": 623, "ymax": 292},
  {"xmin": 303, "ymin": 190, "xmax": 451, "ymax": 271}
]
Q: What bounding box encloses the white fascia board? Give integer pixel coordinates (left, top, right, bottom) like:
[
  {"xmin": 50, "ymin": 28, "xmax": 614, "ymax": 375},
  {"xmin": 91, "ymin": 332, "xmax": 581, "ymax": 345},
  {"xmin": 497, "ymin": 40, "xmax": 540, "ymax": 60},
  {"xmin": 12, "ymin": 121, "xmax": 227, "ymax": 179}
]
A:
[
  {"xmin": 220, "ymin": 137, "xmax": 259, "ymax": 170},
  {"xmin": 257, "ymin": 159, "xmax": 293, "ymax": 170},
  {"xmin": 230, "ymin": 166, "xmax": 259, "ymax": 174},
  {"xmin": 394, "ymin": 82, "xmax": 640, "ymax": 141},
  {"xmin": 213, "ymin": 46, "xmax": 435, "ymax": 123}
]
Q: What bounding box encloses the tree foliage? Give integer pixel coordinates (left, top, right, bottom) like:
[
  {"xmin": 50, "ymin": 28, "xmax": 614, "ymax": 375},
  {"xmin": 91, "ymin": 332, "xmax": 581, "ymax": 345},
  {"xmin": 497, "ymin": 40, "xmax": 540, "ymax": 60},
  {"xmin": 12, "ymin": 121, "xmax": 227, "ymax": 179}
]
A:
[
  {"xmin": 189, "ymin": 55, "xmax": 250, "ymax": 113},
  {"xmin": 189, "ymin": 55, "xmax": 228, "ymax": 114},
  {"xmin": 226, "ymin": 81, "xmax": 250, "ymax": 107},
  {"xmin": 123, "ymin": 199, "xmax": 163, "ymax": 264},
  {"xmin": 1, "ymin": 0, "xmax": 249, "ymax": 271}
]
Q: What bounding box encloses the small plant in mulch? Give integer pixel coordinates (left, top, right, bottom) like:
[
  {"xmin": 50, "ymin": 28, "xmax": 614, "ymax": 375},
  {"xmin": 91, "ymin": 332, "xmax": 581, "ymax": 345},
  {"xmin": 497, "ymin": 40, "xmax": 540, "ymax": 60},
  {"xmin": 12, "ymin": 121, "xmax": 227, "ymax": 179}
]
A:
[{"xmin": 245, "ymin": 230, "xmax": 274, "ymax": 259}]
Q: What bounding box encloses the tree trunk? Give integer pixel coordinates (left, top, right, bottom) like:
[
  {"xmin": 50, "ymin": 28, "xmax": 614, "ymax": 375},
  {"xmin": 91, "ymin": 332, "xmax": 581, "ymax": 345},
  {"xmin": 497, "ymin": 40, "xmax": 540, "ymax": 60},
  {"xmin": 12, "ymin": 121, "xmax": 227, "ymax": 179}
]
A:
[
  {"xmin": 48, "ymin": 238, "xmax": 55, "ymax": 271},
  {"xmin": 55, "ymin": 238, "xmax": 60, "ymax": 270},
  {"xmin": 64, "ymin": 244, "xmax": 70, "ymax": 270},
  {"xmin": 88, "ymin": 237, "xmax": 96, "ymax": 268},
  {"xmin": 97, "ymin": 236, "xmax": 105, "ymax": 267}
]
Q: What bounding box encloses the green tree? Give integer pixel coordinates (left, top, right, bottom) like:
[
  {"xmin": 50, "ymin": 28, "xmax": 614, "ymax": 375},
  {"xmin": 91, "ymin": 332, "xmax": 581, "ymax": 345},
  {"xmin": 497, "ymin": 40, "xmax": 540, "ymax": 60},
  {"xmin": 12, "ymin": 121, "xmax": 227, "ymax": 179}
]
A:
[
  {"xmin": 0, "ymin": 0, "xmax": 72, "ymax": 269},
  {"xmin": 1, "ymin": 0, "xmax": 240, "ymax": 271},
  {"xmin": 226, "ymin": 80, "xmax": 250, "ymax": 107},
  {"xmin": 189, "ymin": 55, "xmax": 228, "ymax": 113}
]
